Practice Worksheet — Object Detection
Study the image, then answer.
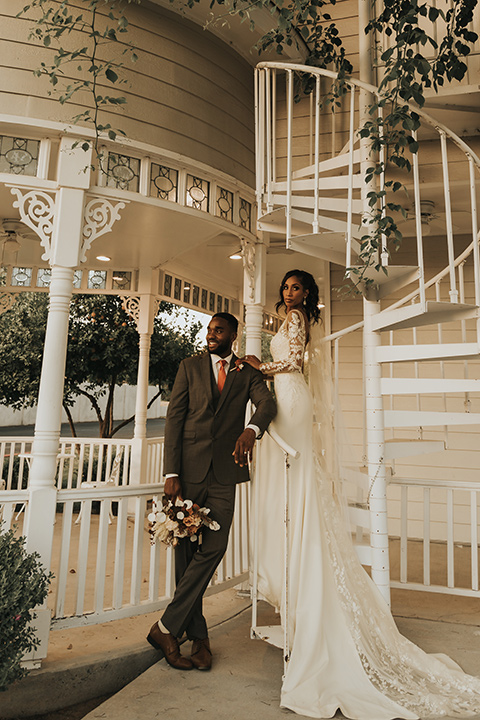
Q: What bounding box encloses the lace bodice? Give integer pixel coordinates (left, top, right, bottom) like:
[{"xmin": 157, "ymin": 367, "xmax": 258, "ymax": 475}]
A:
[{"xmin": 260, "ymin": 309, "xmax": 306, "ymax": 375}]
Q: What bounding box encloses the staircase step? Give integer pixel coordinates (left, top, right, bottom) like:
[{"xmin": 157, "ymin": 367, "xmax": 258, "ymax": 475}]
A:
[
  {"xmin": 251, "ymin": 625, "xmax": 283, "ymax": 648},
  {"xmin": 341, "ymin": 465, "xmax": 392, "ymax": 492},
  {"xmin": 272, "ymin": 193, "xmax": 364, "ymax": 215},
  {"xmin": 376, "ymin": 342, "xmax": 480, "ymax": 363},
  {"xmin": 372, "ymin": 301, "xmax": 479, "ymax": 332},
  {"xmin": 381, "ymin": 378, "xmax": 480, "ymax": 394},
  {"xmin": 384, "ymin": 410, "xmax": 480, "ymax": 428},
  {"xmin": 257, "ymin": 206, "xmax": 324, "ymax": 235},
  {"xmin": 350, "ymin": 266, "xmax": 420, "ymax": 299},
  {"xmin": 384, "ymin": 439, "xmax": 445, "ymax": 459},
  {"xmin": 353, "ymin": 539, "xmax": 372, "ymax": 566},
  {"xmin": 292, "ymin": 149, "xmax": 363, "ymax": 179},
  {"xmin": 288, "ymin": 232, "xmax": 359, "ymax": 265},
  {"xmin": 274, "ymin": 175, "xmax": 364, "ymax": 192},
  {"xmin": 257, "ymin": 207, "xmax": 290, "ymax": 233},
  {"xmin": 348, "ymin": 502, "xmax": 370, "ymax": 529}
]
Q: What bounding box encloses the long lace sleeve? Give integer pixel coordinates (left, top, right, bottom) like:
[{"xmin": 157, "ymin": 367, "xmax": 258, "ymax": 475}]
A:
[{"xmin": 259, "ymin": 309, "xmax": 306, "ymax": 374}]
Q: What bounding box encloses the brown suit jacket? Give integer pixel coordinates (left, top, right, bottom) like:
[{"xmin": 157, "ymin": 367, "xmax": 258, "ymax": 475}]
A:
[{"xmin": 163, "ymin": 352, "xmax": 276, "ymax": 484}]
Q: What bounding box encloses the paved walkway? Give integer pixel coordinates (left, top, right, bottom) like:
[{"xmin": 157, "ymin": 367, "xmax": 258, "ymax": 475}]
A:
[{"xmin": 81, "ymin": 602, "xmax": 480, "ymax": 720}]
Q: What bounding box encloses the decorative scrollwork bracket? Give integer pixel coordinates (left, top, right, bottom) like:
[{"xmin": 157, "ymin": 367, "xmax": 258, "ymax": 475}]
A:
[
  {"xmin": 81, "ymin": 197, "xmax": 128, "ymax": 263},
  {"xmin": 120, "ymin": 294, "xmax": 161, "ymax": 333},
  {"xmin": 120, "ymin": 295, "xmax": 141, "ymax": 327},
  {"xmin": 9, "ymin": 187, "xmax": 56, "ymax": 262},
  {"xmin": 0, "ymin": 292, "xmax": 18, "ymax": 315}
]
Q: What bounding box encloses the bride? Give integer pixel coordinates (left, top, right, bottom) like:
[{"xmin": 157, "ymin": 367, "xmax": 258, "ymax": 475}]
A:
[{"xmin": 237, "ymin": 269, "xmax": 480, "ymax": 720}]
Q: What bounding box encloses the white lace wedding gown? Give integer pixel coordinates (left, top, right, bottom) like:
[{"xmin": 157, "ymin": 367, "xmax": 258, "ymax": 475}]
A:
[{"xmin": 256, "ymin": 308, "xmax": 480, "ymax": 720}]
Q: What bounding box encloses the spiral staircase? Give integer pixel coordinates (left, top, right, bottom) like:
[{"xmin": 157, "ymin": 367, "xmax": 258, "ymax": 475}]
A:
[{"xmin": 255, "ymin": 62, "xmax": 480, "ymax": 603}]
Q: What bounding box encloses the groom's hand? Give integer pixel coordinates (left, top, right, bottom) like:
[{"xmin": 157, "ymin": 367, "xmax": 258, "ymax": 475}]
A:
[
  {"xmin": 164, "ymin": 474, "xmax": 182, "ymax": 500},
  {"xmin": 233, "ymin": 428, "xmax": 256, "ymax": 467}
]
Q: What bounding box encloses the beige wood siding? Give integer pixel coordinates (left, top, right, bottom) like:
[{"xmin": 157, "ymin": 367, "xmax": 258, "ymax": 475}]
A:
[{"xmin": 0, "ymin": 1, "xmax": 255, "ymax": 187}]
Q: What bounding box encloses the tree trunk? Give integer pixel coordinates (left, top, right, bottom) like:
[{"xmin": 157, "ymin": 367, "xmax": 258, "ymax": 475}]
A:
[
  {"xmin": 111, "ymin": 388, "xmax": 162, "ymax": 437},
  {"xmin": 62, "ymin": 402, "xmax": 77, "ymax": 438}
]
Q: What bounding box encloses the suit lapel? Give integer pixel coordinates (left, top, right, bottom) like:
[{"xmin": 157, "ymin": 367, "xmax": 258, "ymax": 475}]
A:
[
  {"xmin": 200, "ymin": 353, "xmax": 215, "ymax": 410},
  {"xmin": 215, "ymin": 354, "xmax": 238, "ymax": 414}
]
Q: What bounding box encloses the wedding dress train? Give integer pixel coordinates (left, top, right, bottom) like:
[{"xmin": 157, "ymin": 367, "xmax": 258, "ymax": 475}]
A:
[{"xmin": 255, "ymin": 309, "xmax": 480, "ymax": 719}]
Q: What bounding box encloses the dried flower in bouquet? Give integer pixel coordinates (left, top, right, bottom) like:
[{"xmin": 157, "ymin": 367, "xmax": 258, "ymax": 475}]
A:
[{"xmin": 148, "ymin": 496, "xmax": 220, "ymax": 547}]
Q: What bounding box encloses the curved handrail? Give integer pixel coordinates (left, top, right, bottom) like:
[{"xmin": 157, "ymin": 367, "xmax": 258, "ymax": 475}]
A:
[
  {"xmin": 321, "ymin": 230, "xmax": 480, "ymax": 345},
  {"xmin": 256, "ymin": 61, "xmax": 480, "ymax": 171},
  {"xmin": 266, "ymin": 426, "xmax": 300, "ymax": 458}
]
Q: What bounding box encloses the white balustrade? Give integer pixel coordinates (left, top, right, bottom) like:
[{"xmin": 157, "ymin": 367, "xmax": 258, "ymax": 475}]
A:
[{"xmin": 389, "ymin": 477, "xmax": 480, "ymax": 597}]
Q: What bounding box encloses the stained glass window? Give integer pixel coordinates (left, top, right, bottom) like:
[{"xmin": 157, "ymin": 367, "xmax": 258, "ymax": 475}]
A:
[
  {"xmin": 88, "ymin": 270, "xmax": 107, "ymax": 289},
  {"xmin": 150, "ymin": 164, "xmax": 178, "ymax": 201},
  {"xmin": 239, "ymin": 198, "xmax": 252, "ymax": 232},
  {"xmin": 186, "ymin": 175, "xmax": 209, "ymax": 212},
  {"xmin": 11, "ymin": 267, "xmax": 32, "ymax": 286},
  {"xmin": 105, "ymin": 153, "xmax": 140, "ymax": 192},
  {"xmin": 0, "ymin": 136, "xmax": 39, "ymax": 176},
  {"xmin": 216, "ymin": 187, "xmax": 233, "ymax": 222}
]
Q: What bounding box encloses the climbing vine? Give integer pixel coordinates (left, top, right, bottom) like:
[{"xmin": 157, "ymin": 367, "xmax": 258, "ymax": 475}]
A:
[
  {"xmin": 16, "ymin": 0, "xmax": 479, "ymax": 277},
  {"xmin": 17, "ymin": 0, "xmax": 140, "ymax": 158}
]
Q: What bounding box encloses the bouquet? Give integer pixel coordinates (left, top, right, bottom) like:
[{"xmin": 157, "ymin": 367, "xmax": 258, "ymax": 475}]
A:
[{"xmin": 148, "ymin": 496, "xmax": 220, "ymax": 547}]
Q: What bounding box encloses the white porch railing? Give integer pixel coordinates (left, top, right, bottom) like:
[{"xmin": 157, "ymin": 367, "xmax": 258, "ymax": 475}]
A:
[
  {"xmin": 389, "ymin": 477, "xmax": 480, "ymax": 598},
  {"xmin": 0, "ymin": 435, "xmax": 250, "ymax": 630}
]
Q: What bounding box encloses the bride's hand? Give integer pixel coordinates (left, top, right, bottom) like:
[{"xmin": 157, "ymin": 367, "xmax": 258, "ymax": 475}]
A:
[{"xmin": 236, "ymin": 355, "xmax": 262, "ymax": 371}]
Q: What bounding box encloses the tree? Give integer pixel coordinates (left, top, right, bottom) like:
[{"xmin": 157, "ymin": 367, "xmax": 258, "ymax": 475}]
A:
[{"xmin": 0, "ymin": 292, "xmax": 203, "ymax": 438}]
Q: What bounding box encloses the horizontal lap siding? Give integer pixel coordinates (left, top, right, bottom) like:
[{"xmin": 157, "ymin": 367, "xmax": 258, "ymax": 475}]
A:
[
  {"xmin": 331, "ymin": 229, "xmax": 480, "ymax": 541},
  {"xmin": 0, "ymin": 1, "xmax": 255, "ymax": 186}
]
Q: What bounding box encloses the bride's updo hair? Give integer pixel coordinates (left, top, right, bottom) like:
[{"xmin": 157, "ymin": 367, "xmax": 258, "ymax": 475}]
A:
[{"xmin": 276, "ymin": 270, "xmax": 321, "ymax": 324}]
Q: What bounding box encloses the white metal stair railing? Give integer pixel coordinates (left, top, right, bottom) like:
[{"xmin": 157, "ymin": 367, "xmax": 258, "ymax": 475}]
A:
[
  {"xmin": 251, "ymin": 426, "xmax": 299, "ymax": 677},
  {"xmin": 255, "ymin": 61, "xmax": 480, "ymax": 316}
]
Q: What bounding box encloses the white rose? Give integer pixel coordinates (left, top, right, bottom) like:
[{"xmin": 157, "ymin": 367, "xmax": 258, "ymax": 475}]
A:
[
  {"xmin": 190, "ymin": 534, "xmax": 197, "ymax": 542},
  {"xmin": 177, "ymin": 511, "xmax": 185, "ymax": 520},
  {"xmin": 184, "ymin": 499, "xmax": 193, "ymax": 509},
  {"xmin": 147, "ymin": 513, "xmax": 156, "ymax": 522},
  {"xmin": 175, "ymin": 498, "xmax": 183, "ymax": 507},
  {"xmin": 158, "ymin": 512, "xmax": 166, "ymax": 522}
]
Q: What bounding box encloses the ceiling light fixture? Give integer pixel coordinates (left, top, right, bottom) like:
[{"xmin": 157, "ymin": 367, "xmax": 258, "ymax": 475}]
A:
[
  {"xmin": 96, "ymin": 255, "xmax": 111, "ymax": 262},
  {"xmin": 229, "ymin": 251, "xmax": 242, "ymax": 260}
]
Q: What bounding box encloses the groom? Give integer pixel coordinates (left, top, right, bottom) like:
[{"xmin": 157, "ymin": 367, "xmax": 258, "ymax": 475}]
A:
[{"xmin": 147, "ymin": 312, "xmax": 276, "ymax": 671}]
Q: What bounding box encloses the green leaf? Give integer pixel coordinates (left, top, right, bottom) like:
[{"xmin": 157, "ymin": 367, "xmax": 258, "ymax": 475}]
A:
[{"xmin": 105, "ymin": 67, "xmax": 118, "ymax": 83}]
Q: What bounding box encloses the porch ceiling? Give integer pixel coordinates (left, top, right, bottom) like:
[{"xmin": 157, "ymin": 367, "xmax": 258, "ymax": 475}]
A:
[{"xmin": 0, "ymin": 180, "xmax": 327, "ymax": 313}]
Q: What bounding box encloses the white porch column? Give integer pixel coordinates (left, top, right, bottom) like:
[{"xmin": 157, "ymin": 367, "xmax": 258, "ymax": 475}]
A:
[
  {"xmin": 134, "ymin": 330, "xmax": 152, "ymax": 440},
  {"xmin": 242, "ymin": 239, "xmax": 266, "ymax": 358},
  {"xmin": 123, "ymin": 269, "xmax": 159, "ymax": 485}
]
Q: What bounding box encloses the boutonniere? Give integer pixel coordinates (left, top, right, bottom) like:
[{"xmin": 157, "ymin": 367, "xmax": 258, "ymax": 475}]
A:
[{"xmin": 230, "ymin": 363, "xmax": 244, "ymax": 373}]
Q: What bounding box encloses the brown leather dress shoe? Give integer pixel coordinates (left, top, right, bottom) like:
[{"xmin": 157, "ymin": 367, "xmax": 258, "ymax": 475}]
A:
[
  {"xmin": 147, "ymin": 622, "xmax": 194, "ymax": 670},
  {"xmin": 191, "ymin": 637, "xmax": 212, "ymax": 671}
]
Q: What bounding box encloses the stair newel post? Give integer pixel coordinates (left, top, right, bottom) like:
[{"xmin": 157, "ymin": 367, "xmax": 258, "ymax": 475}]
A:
[
  {"xmin": 266, "ymin": 67, "xmax": 273, "ymax": 214},
  {"xmin": 286, "ymin": 69, "xmax": 293, "ymax": 244},
  {"xmin": 364, "ymin": 300, "xmax": 391, "ymax": 604},
  {"xmin": 255, "ymin": 68, "xmax": 265, "ymax": 215},
  {"xmin": 357, "ymin": 0, "xmax": 391, "ymax": 601},
  {"xmin": 412, "ymin": 130, "xmax": 426, "ymax": 306},
  {"xmin": 468, "ymin": 156, "xmax": 480, "ymax": 316},
  {"xmin": 313, "ymin": 74, "xmax": 320, "ymax": 235},
  {"xmin": 439, "ymin": 130, "xmax": 459, "ymax": 303},
  {"xmin": 378, "ymin": 106, "xmax": 388, "ymax": 268},
  {"xmin": 346, "ymin": 84, "xmax": 356, "ymax": 272}
]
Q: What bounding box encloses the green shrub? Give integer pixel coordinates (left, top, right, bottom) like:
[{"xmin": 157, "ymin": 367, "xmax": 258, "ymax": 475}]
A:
[{"xmin": 0, "ymin": 523, "xmax": 51, "ymax": 692}]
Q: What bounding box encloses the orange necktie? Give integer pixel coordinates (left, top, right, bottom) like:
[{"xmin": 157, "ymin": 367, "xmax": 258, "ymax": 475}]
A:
[{"xmin": 217, "ymin": 359, "xmax": 227, "ymax": 393}]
